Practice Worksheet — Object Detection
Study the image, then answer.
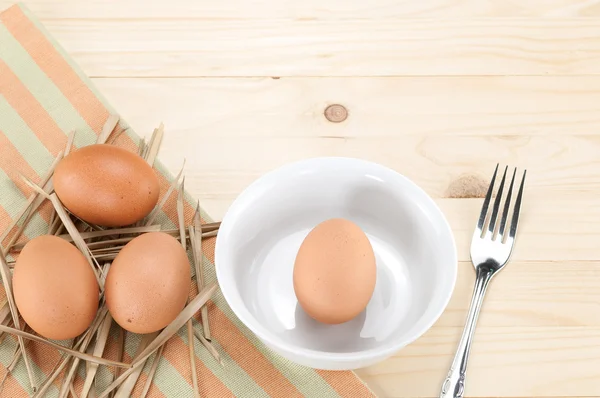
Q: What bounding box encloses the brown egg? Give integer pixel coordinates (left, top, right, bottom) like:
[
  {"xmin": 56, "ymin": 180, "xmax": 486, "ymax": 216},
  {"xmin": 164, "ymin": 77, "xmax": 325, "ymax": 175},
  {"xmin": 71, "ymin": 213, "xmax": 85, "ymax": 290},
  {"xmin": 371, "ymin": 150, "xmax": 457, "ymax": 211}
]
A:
[
  {"xmin": 293, "ymin": 218, "xmax": 377, "ymax": 324},
  {"xmin": 13, "ymin": 235, "xmax": 99, "ymax": 340},
  {"xmin": 105, "ymin": 232, "xmax": 191, "ymax": 333},
  {"xmin": 53, "ymin": 144, "xmax": 160, "ymax": 227}
]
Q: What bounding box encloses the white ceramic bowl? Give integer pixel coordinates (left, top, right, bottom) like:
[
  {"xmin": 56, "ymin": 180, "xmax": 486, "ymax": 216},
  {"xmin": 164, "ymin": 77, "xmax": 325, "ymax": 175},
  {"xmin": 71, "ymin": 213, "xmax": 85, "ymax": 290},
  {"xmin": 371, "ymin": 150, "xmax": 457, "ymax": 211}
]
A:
[{"xmin": 215, "ymin": 157, "xmax": 457, "ymax": 370}]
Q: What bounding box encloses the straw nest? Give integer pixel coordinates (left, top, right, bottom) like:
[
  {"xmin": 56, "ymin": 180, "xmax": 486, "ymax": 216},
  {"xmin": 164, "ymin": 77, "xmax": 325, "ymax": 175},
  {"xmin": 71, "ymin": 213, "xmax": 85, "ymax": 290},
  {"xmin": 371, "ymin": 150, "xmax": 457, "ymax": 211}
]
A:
[{"xmin": 0, "ymin": 116, "xmax": 221, "ymax": 397}]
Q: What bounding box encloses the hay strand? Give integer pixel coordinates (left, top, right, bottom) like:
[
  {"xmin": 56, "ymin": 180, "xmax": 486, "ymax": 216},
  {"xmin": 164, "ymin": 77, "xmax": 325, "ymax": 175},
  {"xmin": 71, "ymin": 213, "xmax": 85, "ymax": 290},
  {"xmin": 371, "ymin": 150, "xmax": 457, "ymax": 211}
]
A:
[
  {"xmin": 114, "ymin": 332, "xmax": 157, "ymax": 398},
  {"xmin": 187, "ymin": 321, "xmax": 201, "ymax": 398},
  {"xmin": 81, "ymin": 313, "xmax": 113, "ymax": 398},
  {"xmin": 145, "ymin": 159, "xmax": 185, "ymax": 226},
  {"xmin": 145, "ymin": 123, "xmax": 164, "ymax": 166},
  {"xmin": 193, "ymin": 203, "xmax": 210, "ymax": 340},
  {"xmin": 64, "ymin": 130, "xmax": 76, "ymax": 156},
  {"xmin": 49, "ymin": 194, "xmax": 102, "ymax": 286},
  {"xmin": 194, "ymin": 327, "xmax": 223, "ymax": 367},
  {"xmin": 97, "ymin": 115, "xmax": 120, "ymax": 144},
  {"xmin": 189, "ymin": 226, "xmax": 210, "ymax": 341},
  {"xmin": 177, "ymin": 177, "xmax": 186, "ymax": 251},
  {"xmin": 140, "ymin": 344, "xmax": 164, "ymax": 398}
]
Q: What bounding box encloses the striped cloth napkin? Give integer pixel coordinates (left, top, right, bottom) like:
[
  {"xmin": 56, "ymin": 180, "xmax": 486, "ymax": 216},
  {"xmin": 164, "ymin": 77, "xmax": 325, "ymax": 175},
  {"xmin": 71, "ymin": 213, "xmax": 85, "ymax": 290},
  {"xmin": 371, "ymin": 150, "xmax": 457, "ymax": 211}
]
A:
[{"xmin": 0, "ymin": 3, "xmax": 376, "ymax": 397}]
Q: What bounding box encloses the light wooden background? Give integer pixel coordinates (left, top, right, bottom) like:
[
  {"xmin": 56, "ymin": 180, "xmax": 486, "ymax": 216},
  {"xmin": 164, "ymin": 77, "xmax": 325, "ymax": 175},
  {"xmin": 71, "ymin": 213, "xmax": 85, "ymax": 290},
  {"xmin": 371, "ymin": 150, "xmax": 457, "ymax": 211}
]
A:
[{"xmin": 3, "ymin": 0, "xmax": 600, "ymax": 396}]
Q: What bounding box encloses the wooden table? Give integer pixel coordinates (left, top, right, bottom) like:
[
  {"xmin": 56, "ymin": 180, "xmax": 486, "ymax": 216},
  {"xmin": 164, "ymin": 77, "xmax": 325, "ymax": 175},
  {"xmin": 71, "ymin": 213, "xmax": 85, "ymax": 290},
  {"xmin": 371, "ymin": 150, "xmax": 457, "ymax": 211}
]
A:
[{"xmin": 3, "ymin": 1, "xmax": 600, "ymax": 396}]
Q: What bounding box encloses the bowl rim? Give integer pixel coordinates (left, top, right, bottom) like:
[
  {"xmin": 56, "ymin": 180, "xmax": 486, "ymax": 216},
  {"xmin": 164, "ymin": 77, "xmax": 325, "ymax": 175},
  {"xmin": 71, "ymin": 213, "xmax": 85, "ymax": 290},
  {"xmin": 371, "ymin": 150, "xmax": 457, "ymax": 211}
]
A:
[{"xmin": 215, "ymin": 156, "xmax": 458, "ymax": 365}]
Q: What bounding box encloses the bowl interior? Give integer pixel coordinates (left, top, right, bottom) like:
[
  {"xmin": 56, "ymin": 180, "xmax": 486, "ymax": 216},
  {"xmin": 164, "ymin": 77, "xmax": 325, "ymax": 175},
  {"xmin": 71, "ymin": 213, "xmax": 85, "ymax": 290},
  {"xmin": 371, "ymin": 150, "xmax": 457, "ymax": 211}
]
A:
[{"xmin": 216, "ymin": 158, "xmax": 456, "ymax": 360}]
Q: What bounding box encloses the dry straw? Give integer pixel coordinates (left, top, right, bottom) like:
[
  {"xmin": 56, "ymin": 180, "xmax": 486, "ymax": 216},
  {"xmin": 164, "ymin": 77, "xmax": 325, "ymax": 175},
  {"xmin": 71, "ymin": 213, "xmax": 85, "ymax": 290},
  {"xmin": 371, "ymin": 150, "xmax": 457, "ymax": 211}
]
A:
[
  {"xmin": 81, "ymin": 312, "xmax": 113, "ymax": 398},
  {"xmin": 140, "ymin": 344, "xmax": 164, "ymax": 397},
  {"xmin": 114, "ymin": 332, "xmax": 158, "ymax": 398},
  {"xmin": 177, "ymin": 176, "xmax": 200, "ymax": 397},
  {"xmin": 0, "ymin": 117, "xmax": 222, "ymax": 396}
]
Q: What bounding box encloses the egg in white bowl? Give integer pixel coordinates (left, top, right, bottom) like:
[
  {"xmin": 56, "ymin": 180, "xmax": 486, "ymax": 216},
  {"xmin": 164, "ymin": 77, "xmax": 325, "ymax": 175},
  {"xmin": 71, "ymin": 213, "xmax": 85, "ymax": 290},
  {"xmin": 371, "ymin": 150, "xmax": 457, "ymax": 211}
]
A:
[{"xmin": 215, "ymin": 157, "xmax": 457, "ymax": 370}]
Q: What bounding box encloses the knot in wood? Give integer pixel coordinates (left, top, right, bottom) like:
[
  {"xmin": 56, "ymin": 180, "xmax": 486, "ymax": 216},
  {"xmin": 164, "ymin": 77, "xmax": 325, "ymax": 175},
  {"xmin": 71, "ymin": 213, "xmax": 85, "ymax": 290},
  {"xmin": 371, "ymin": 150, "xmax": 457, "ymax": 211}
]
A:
[
  {"xmin": 446, "ymin": 174, "xmax": 489, "ymax": 198},
  {"xmin": 324, "ymin": 104, "xmax": 348, "ymax": 123}
]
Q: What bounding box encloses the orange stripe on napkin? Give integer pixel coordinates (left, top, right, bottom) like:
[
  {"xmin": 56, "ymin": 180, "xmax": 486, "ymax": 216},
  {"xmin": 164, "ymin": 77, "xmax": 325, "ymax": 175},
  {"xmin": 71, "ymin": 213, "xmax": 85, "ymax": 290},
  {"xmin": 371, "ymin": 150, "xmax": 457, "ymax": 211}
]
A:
[
  {"xmin": 97, "ymin": 330, "xmax": 121, "ymax": 376},
  {"xmin": 0, "ymin": 135, "xmax": 52, "ymax": 229},
  {"xmin": 36, "ymin": 200, "xmax": 54, "ymax": 228},
  {"xmin": 130, "ymin": 370, "xmax": 167, "ymax": 398},
  {"xmin": 205, "ymin": 302, "xmax": 303, "ymax": 398},
  {"xmin": 72, "ymin": 371, "xmax": 84, "ymax": 396},
  {"xmin": 0, "ymin": 61, "xmax": 65, "ymax": 157},
  {"xmin": 0, "ymin": 6, "xmax": 108, "ymax": 134},
  {"xmin": 143, "ymin": 382, "xmax": 167, "ymax": 398},
  {"xmin": 201, "ymin": 235, "xmax": 217, "ymax": 264},
  {"xmin": 129, "ymin": 369, "xmax": 150, "ymax": 397},
  {"xmin": 316, "ymin": 370, "xmax": 376, "ymax": 398},
  {"xmin": 2, "ymin": 370, "xmax": 29, "ymax": 397},
  {"xmin": 0, "ymin": 206, "xmax": 17, "ymax": 247},
  {"xmin": 26, "ymin": 339, "xmax": 65, "ymax": 391},
  {"xmin": 161, "ymin": 336, "xmax": 234, "ymax": 398},
  {"xmin": 0, "ymin": 133, "xmax": 41, "ymax": 197},
  {"xmin": 111, "ymin": 129, "xmax": 139, "ymax": 153},
  {"xmin": 0, "ymin": 206, "xmax": 11, "ymax": 233},
  {"xmin": 26, "ymin": 340, "xmax": 61, "ymax": 374},
  {"xmin": 121, "ymin": 345, "xmax": 169, "ymax": 398},
  {"xmin": 0, "ymin": 204, "xmax": 53, "ymax": 250}
]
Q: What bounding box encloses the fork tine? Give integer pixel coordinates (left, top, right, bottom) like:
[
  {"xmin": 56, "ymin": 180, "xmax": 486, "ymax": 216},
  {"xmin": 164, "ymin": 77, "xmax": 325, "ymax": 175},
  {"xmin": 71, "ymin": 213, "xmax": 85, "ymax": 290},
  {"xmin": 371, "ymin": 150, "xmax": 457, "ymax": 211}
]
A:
[
  {"xmin": 508, "ymin": 170, "xmax": 526, "ymax": 240},
  {"xmin": 488, "ymin": 166, "xmax": 508, "ymax": 236},
  {"xmin": 499, "ymin": 168, "xmax": 517, "ymax": 240},
  {"xmin": 476, "ymin": 164, "xmax": 499, "ymax": 233}
]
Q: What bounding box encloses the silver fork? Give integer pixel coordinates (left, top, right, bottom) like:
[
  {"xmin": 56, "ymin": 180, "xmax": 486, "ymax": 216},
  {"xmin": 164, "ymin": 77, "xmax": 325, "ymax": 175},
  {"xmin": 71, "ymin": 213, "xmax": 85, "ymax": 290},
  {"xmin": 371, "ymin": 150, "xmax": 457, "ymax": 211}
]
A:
[{"xmin": 440, "ymin": 164, "xmax": 526, "ymax": 398}]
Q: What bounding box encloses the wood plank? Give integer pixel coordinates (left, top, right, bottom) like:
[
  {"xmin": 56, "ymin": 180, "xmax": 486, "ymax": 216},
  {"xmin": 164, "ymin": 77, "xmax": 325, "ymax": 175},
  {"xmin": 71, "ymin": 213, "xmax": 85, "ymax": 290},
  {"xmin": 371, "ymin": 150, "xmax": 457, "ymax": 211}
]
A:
[
  {"xmin": 94, "ymin": 76, "xmax": 600, "ymax": 194},
  {"xmin": 441, "ymin": 197, "xmax": 600, "ymax": 262},
  {"xmin": 30, "ymin": 18, "xmax": 600, "ymax": 77},
  {"xmin": 8, "ymin": 0, "xmax": 600, "ymax": 19},
  {"xmin": 356, "ymin": 326, "xmax": 600, "ymax": 397},
  {"xmin": 58, "ymin": 130, "xmax": 600, "ymax": 200},
  {"xmin": 440, "ymin": 262, "xmax": 600, "ymax": 327},
  {"xmin": 90, "ymin": 77, "xmax": 600, "ymax": 261},
  {"xmin": 94, "ymin": 76, "xmax": 600, "ymax": 139}
]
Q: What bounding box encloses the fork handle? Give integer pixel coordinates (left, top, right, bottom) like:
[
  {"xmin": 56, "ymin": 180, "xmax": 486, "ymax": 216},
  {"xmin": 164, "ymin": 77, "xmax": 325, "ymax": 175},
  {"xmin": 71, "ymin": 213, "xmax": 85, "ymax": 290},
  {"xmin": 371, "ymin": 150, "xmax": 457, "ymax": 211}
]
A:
[{"xmin": 440, "ymin": 264, "xmax": 495, "ymax": 398}]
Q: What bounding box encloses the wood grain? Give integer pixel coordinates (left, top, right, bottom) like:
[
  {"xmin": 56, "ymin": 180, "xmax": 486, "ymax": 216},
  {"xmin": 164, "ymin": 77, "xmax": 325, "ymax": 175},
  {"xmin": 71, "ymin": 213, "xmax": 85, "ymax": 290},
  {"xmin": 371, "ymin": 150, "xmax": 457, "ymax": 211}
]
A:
[
  {"xmin": 9, "ymin": 0, "xmax": 600, "ymax": 19},
  {"xmin": 19, "ymin": 18, "xmax": 600, "ymax": 77},
  {"xmin": 356, "ymin": 326, "xmax": 600, "ymax": 397},
  {"xmin": 92, "ymin": 77, "xmax": 600, "ymax": 195},
  {"xmin": 93, "ymin": 79, "xmax": 600, "ymax": 263},
  {"xmin": 94, "ymin": 76, "xmax": 600, "ymax": 138},
  {"xmin": 2, "ymin": 0, "xmax": 599, "ymax": 396},
  {"xmin": 440, "ymin": 262, "xmax": 600, "ymax": 327}
]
